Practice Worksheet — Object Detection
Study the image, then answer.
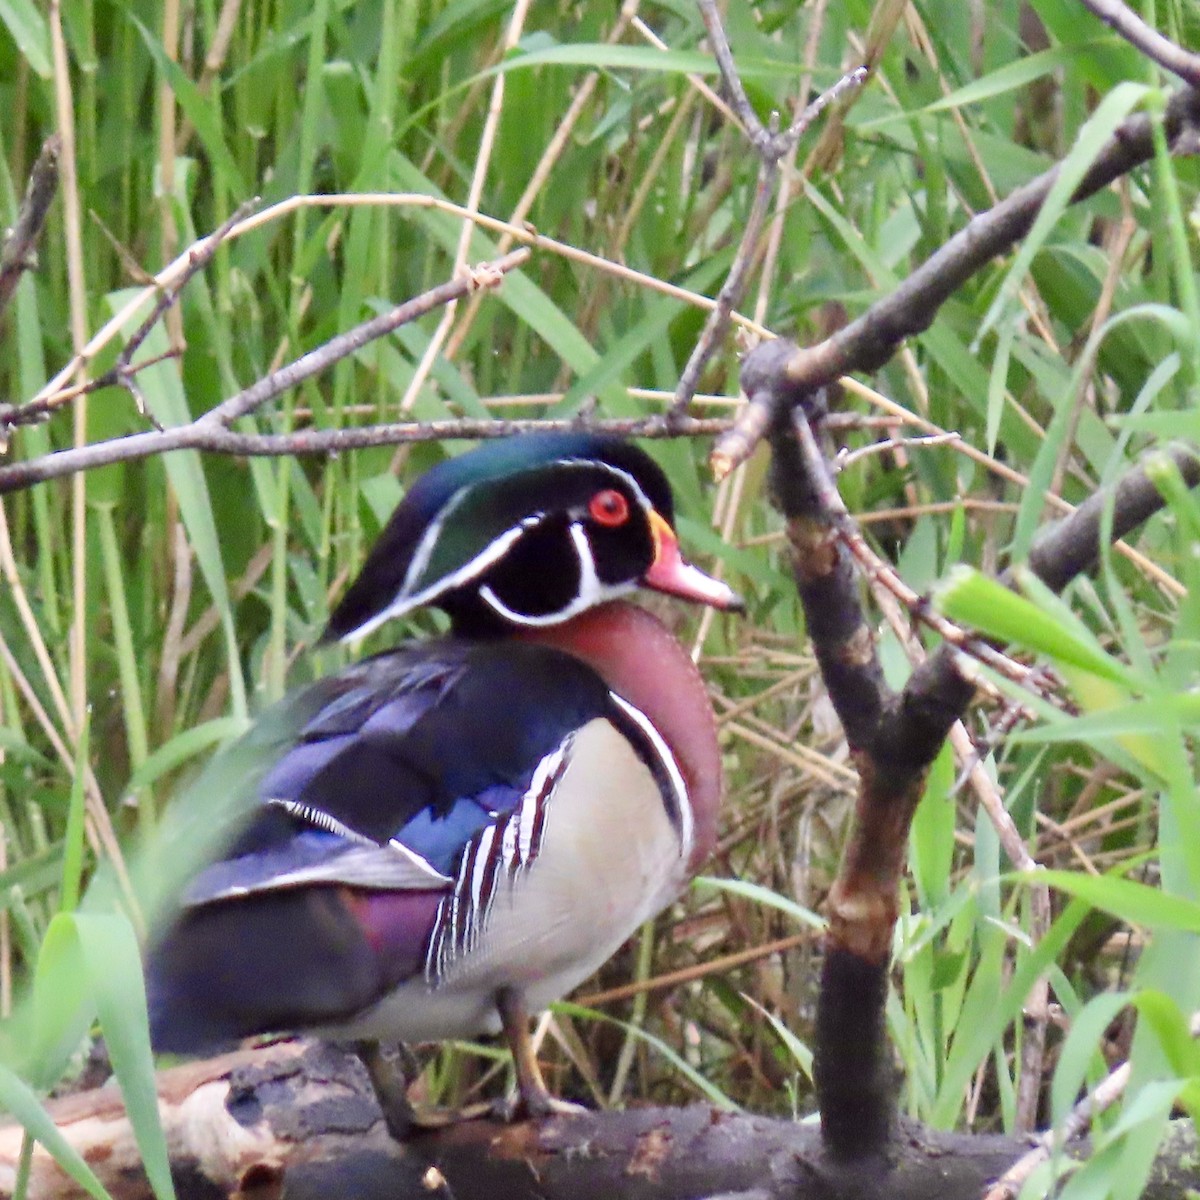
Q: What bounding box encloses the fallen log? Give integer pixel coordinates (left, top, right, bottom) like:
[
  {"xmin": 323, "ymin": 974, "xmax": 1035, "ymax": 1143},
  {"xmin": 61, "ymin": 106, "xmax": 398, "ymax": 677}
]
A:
[{"xmin": 5, "ymin": 1040, "xmax": 1199, "ymax": 1200}]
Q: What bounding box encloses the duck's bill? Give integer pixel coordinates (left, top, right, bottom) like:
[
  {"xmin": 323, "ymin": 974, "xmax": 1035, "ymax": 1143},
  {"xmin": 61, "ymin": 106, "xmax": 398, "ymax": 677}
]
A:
[{"xmin": 644, "ymin": 512, "xmax": 745, "ymax": 612}]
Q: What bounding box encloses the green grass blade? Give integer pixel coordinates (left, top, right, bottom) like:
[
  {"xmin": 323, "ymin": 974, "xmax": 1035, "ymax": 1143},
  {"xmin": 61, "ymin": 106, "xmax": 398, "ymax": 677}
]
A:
[
  {"xmin": 72, "ymin": 914, "xmax": 176, "ymax": 1200},
  {"xmin": 0, "ymin": 1063, "xmax": 113, "ymax": 1200},
  {"xmin": 555, "ymin": 1001, "xmax": 741, "ymax": 1111},
  {"xmin": 0, "ymin": 0, "xmax": 51, "ymax": 76}
]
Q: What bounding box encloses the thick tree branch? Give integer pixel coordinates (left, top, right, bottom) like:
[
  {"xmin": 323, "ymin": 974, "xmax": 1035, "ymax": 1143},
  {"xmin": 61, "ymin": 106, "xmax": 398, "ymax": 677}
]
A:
[
  {"xmin": 767, "ymin": 403, "xmax": 976, "ymax": 1157},
  {"xmin": 1021, "ymin": 442, "xmax": 1200, "ymax": 593},
  {"xmin": 757, "ymin": 361, "xmax": 1199, "ymax": 1159}
]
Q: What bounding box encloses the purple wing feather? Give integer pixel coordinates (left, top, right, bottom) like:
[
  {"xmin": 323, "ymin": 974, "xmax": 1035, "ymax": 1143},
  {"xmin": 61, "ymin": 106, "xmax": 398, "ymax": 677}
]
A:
[{"xmin": 147, "ymin": 638, "xmax": 612, "ymax": 1053}]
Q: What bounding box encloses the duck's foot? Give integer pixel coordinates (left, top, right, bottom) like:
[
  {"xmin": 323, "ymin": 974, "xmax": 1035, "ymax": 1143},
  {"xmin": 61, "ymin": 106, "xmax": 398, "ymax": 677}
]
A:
[
  {"xmin": 354, "ymin": 983, "xmax": 592, "ymax": 1139},
  {"xmin": 495, "ymin": 986, "xmax": 589, "ymax": 1122},
  {"xmin": 488, "ymin": 1090, "xmax": 589, "ymax": 1123}
]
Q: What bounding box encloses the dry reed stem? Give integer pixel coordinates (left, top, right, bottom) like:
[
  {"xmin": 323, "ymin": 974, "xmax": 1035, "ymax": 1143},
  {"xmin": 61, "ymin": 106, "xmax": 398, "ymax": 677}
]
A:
[
  {"xmin": 398, "ymin": 0, "xmax": 534, "ymax": 416},
  {"xmin": 21, "ymin": 191, "xmax": 772, "ymax": 423},
  {"xmin": 446, "ymin": 0, "xmax": 646, "ymax": 361}
]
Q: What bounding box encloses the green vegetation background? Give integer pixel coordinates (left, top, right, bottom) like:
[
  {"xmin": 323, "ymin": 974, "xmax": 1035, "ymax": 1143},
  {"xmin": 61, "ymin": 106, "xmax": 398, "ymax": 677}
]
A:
[{"xmin": 1, "ymin": 2, "xmax": 1199, "ymax": 1199}]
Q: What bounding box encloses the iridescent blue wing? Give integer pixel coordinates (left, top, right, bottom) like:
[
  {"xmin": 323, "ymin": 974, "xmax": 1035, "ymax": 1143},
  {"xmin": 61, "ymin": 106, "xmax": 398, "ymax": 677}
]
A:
[{"xmin": 147, "ymin": 639, "xmax": 611, "ymax": 1053}]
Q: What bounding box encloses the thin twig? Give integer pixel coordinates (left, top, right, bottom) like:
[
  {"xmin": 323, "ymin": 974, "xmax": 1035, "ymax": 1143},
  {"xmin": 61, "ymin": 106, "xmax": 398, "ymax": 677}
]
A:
[
  {"xmin": 713, "ymin": 85, "xmax": 1200, "ymax": 476},
  {"xmin": 844, "ymin": 378, "xmax": 1185, "ymax": 599},
  {"xmin": 687, "ymin": 0, "xmax": 833, "ymax": 664},
  {"xmin": 0, "ymin": 350, "xmax": 184, "ymax": 432},
  {"xmin": 671, "ymin": 7, "xmax": 867, "ymax": 414},
  {"xmin": 1075, "ymin": 0, "xmax": 1200, "ymax": 87},
  {"xmin": 205, "ymin": 256, "xmax": 526, "ymax": 428},
  {"xmin": 982, "ymin": 1017, "xmax": 1200, "ymax": 1200},
  {"xmin": 0, "ymin": 135, "xmax": 60, "ymax": 321},
  {"xmin": 0, "ymin": 246, "xmax": 742, "ymax": 496},
  {"xmin": 672, "ymin": 154, "xmax": 779, "ymax": 412},
  {"xmin": 100, "ymin": 198, "xmax": 259, "ymax": 424},
  {"xmin": 0, "ymin": 414, "xmax": 732, "ymax": 495},
  {"xmin": 632, "ymin": 12, "xmax": 741, "ymax": 129},
  {"xmin": 18, "ymin": 191, "xmax": 772, "ymax": 426},
  {"xmin": 695, "ymin": 0, "xmax": 768, "ymax": 147},
  {"xmin": 791, "ymin": 409, "xmax": 1058, "ymax": 702},
  {"xmin": 834, "ymin": 431, "xmax": 960, "ymax": 472},
  {"xmin": 1, "ymin": 200, "xmax": 258, "ymax": 436}
]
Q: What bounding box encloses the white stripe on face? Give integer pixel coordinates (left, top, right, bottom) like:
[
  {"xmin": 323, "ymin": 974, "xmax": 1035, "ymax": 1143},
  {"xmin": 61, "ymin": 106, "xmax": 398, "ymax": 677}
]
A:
[
  {"xmin": 340, "ymin": 461, "xmax": 660, "ymax": 640},
  {"xmin": 476, "ymin": 520, "xmax": 635, "ymax": 627}
]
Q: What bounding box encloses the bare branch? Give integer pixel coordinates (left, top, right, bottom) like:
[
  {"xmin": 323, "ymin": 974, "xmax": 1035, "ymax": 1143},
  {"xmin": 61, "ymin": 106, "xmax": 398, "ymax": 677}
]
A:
[
  {"xmin": 0, "ymin": 249, "xmax": 596, "ymax": 493},
  {"xmin": 0, "ymin": 243, "xmax": 744, "ymax": 499},
  {"xmin": 1, "ymin": 201, "xmax": 256, "ymax": 437},
  {"xmin": 767, "ymin": 403, "xmax": 978, "ymax": 1158},
  {"xmin": 14, "ymin": 1037, "xmax": 1148, "ymax": 1200},
  {"xmin": 1076, "ymin": 0, "xmax": 1200, "ymax": 88},
  {"xmin": 0, "ymin": 412, "xmax": 732, "ymax": 496},
  {"xmin": 0, "ymin": 136, "xmax": 61, "ymax": 322},
  {"xmin": 671, "ymin": 155, "xmax": 778, "ymax": 413},
  {"xmin": 99, "ymin": 199, "xmax": 260, "ymax": 428},
  {"xmin": 714, "ymin": 85, "xmax": 1200, "ymax": 476},
  {"xmin": 670, "ymin": 18, "xmax": 867, "ymax": 415},
  {"xmin": 1021, "ymin": 442, "xmax": 1200, "ymax": 593},
  {"xmin": 25, "ymin": 192, "xmax": 772, "ymax": 425},
  {"xmin": 759, "ymin": 353, "xmax": 1200, "ymax": 1157},
  {"xmin": 786, "ymin": 64, "xmax": 870, "ymax": 144},
  {"xmin": 695, "ymin": 0, "xmax": 769, "ymax": 148},
  {"xmin": 695, "ymin": 0, "xmax": 865, "ymax": 159}
]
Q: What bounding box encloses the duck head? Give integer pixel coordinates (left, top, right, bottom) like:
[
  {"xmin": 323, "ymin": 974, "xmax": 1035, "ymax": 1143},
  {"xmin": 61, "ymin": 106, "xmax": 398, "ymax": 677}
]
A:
[{"xmin": 324, "ymin": 433, "xmax": 743, "ymax": 641}]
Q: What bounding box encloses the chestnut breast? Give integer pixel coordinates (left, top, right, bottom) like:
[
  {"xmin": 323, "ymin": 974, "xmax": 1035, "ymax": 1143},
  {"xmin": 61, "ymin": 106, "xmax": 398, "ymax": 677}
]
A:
[{"xmin": 519, "ymin": 600, "xmax": 722, "ymax": 872}]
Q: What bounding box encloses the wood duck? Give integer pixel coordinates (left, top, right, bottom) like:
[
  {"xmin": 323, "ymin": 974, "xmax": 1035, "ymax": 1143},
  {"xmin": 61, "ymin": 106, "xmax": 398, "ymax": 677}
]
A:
[{"xmin": 146, "ymin": 433, "xmax": 741, "ymax": 1125}]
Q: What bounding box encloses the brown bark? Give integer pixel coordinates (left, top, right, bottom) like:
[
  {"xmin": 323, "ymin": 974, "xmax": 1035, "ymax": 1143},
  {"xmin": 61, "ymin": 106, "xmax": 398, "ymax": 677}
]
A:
[{"xmin": 10, "ymin": 1039, "xmax": 1199, "ymax": 1200}]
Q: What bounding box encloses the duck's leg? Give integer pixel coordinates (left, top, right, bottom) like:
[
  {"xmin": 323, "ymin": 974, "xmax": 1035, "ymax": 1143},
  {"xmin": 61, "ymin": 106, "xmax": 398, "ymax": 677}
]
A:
[
  {"xmin": 356, "ymin": 1041, "xmax": 500, "ymax": 1136},
  {"xmin": 352, "ymin": 1036, "xmax": 460, "ymax": 1137},
  {"xmin": 495, "ymin": 987, "xmax": 587, "ymax": 1119},
  {"xmin": 354, "ymin": 1041, "xmax": 422, "ymax": 1139}
]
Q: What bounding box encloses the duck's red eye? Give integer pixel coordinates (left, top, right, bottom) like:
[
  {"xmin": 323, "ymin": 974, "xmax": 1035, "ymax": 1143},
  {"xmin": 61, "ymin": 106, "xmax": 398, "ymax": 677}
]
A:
[{"xmin": 588, "ymin": 488, "xmax": 630, "ymax": 527}]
